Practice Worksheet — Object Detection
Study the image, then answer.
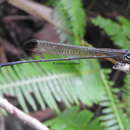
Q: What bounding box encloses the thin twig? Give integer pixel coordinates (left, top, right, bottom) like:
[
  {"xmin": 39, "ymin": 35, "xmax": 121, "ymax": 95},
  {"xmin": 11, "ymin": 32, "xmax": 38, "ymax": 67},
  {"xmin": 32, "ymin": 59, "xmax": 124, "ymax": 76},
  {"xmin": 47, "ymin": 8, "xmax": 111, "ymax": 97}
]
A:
[
  {"xmin": 2, "ymin": 15, "xmax": 35, "ymax": 21},
  {"xmin": 7, "ymin": 0, "xmax": 72, "ymax": 35},
  {"xmin": 8, "ymin": 0, "xmax": 53, "ymax": 24},
  {"xmin": 0, "ymin": 98, "xmax": 50, "ymax": 130}
]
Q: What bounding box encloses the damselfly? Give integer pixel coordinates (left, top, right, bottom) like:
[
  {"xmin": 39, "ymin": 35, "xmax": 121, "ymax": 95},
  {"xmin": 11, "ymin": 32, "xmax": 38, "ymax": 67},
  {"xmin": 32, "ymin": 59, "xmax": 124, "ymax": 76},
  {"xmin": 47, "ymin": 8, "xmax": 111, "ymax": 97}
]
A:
[{"xmin": 1, "ymin": 39, "xmax": 130, "ymax": 73}]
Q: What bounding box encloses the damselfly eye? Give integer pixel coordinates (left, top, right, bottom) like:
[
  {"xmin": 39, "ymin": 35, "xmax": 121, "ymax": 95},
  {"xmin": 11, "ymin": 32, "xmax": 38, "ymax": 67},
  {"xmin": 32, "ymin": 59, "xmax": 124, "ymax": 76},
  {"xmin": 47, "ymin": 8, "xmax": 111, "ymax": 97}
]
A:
[{"xmin": 125, "ymin": 53, "xmax": 130, "ymax": 60}]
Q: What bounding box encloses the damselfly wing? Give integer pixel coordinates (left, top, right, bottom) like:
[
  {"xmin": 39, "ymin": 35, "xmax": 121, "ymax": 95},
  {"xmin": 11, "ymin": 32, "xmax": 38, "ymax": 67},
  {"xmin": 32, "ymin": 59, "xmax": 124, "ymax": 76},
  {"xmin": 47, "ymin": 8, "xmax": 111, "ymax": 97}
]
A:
[{"xmin": 1, "ymin": 39, "xmax": 130, "ymax": 73}]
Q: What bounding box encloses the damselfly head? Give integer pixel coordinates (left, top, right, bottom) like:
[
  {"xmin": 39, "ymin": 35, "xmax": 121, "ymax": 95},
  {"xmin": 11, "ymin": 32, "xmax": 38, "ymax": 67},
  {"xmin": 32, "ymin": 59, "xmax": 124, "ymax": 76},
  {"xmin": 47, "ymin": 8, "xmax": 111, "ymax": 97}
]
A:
[
  {"xmin": 124, "ymin": 52, "xmax": 130, "ymax": 62},
  {"xmin": 125, "ymin": 53, "xmax": 130, "ymax": 60}
]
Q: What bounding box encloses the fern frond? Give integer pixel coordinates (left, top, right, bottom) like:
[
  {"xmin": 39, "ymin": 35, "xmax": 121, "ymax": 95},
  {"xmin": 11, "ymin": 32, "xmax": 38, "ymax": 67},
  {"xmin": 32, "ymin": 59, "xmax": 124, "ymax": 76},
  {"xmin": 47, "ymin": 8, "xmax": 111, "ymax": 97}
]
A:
[
  {"xmin": 123, "ymin": 75, "xmax": 130, "ymax": 114},
  {"xmin": 60, "ymin": 0, "xmax": 86, "ymax": 42},
  {"xmin": 53, "ymin": 0, "xmax": 86, "ymax": 44},
  {"xmin": 0, "ymin": 57, "xmax": 106, "ymax": 113},
  {"xmin": 99, "ymin": 71, "xmax": 130, "ymax": 130},
  {"xmin": 45, "ymin": 107, "xmax": 102, "ymax": 130},
  {"xmin": 53, "ymin": 5, "xmax": 73, "ymax": 42},
  {"xmin": 92, "ymin": 16, "xmax": 130, "ymax": 49}
]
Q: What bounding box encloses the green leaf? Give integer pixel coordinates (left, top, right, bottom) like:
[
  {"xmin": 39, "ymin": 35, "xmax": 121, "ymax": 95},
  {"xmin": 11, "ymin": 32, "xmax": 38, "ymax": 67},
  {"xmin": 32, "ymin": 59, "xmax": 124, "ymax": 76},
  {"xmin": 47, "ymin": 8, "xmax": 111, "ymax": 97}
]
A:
[{"xmin": 45, "ymin": 107, "xmax": 102, "ymax": 130}]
